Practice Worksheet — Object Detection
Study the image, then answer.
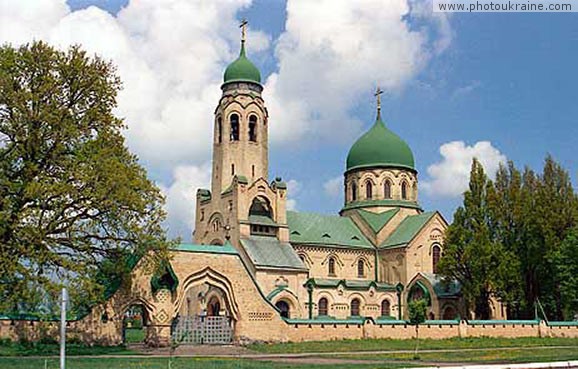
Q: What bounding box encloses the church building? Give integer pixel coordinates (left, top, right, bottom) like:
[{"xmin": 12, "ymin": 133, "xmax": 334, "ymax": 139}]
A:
[{"xmin": 190, "ymin": 26, "xmax": 462, "ymax": 324}]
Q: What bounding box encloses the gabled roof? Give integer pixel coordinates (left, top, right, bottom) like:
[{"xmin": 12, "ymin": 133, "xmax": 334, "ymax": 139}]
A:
[
  {"xmin": 356, "ymin": 208, "xmax": 399, "ymax": 233},
  {"xmin": 240, "ymin": 236, "xmax": 307, "ymax": 271},
  {"xmin": 380, "ymin": 211, "xmax": 436, "ymax": 249},
  {"xmin": 287, "ymin": 211, "xmax": 373, "ymax": 249}
]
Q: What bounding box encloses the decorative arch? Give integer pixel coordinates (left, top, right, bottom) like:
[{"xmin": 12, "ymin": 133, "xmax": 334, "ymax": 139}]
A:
[
  {"xmin": 229, "ymin": 112, "xmax": 240, "ymax": 141},
  {"xmin": 249, "ymin": 195, "xmax": 274, "ymax": 220},
  {"xmin": 381, "ymin": 299, "xmax": 392, "ymax": 317},
  {"xmin": 271, "ymin": 289, "xmax": 303, "ymax": 318},
  {"xmin": 297, "ymin": 252, "xmax": 312, "ymax": 268},
  {"xmin": 384, "ymin": 179, "xmax": 392, "ymax": 199},
  {"xmin": 175, "ymin": 267, "xmax": 241, "ymax": 321},
  {"xmin": 431, "ymin": 243, "xmax": 442, "ymax": 273},
  {"xmin": 351, "ymin": 255, "xmax": 371, "ymax": 278},
  {"xmin": 365, "ymin": 180, "xmax": 373, "ymax": 200},
  {"xmin": 248, "ymin": 114, "xmax": 258, "ymax": 142},
  {"xmin": 322, "ymin": 253, "xmax": 344, "ymax": 276},
  {"xmin": 441, "ymin": 304, "xmax": 458, "ymax": 320},
  {"xmin": 401, "ymin": 180, "xmax": 408, "ymax": 200},
  {"xmin": 208, "ymin": 212, "xmax": 224, "ymax": 233}
]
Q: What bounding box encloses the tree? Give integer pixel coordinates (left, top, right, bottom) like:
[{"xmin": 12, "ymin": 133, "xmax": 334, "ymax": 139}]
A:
[
  {"xmin": 0, "ymin": 42, "xmax": 169, "ymax": 313},
  {"xmin": 554, "ymin": 227, "xmax": 578, "ymax": 320},
  {"xmin": 408, "ymin": 298, "xmax": 427, "ymax": 359},
  {"xmin": 438, "ymin": 159, "xmax": 518, "ymax": 319}
]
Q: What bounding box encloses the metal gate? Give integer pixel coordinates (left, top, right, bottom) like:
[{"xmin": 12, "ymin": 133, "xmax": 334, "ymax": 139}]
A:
[{"xmin": 171, "ymin": 315, "xmax": 233, "ymax": 344}]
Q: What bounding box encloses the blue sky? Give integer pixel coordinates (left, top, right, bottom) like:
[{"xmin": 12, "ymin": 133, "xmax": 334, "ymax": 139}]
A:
[{"xmin": 4, "ymin": 1, "xmax": 578, "ymax": 239}]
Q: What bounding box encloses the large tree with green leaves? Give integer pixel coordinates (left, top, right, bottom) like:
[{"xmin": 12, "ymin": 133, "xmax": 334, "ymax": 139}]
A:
[
  {"xmin": 0, "ymin": 41, "xmax": 169, "ymax": 314},
  {"xmin": 438, "ymin": 159, "xmax": 519, "ymax": 319}
]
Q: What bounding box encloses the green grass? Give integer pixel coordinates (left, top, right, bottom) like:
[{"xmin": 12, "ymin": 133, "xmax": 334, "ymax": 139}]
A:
[
  {"xmin": 337, "ymin": 346, "xmax": 578, "ymax": 364},
  {"xmin": 248, "ymin": 336, "xmax": 578, "ymax": 354},
  {"xmin": 125, "ymin": 328, "xmax": 146, "ymax": 344},
  {"xmin": 0, "ymin": 357, "xmax": 402, "ymax": 369},
  {"xmin": 0, "ymin": 340, "xmax": 136, "ymax": 357}
]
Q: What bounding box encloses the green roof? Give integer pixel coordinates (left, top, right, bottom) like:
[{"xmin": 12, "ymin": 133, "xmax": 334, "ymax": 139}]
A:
[
  {"xmin": 247, "ymin": 214, "xmax": 278, "ymax": 227},
  {"xmin": 420, "ymin": 273, "xmax": 461, "ymax": 298},
  {"xmin": 342, "ymin": 199, "xmax": 421, "ymax": 212},
  {"xmin": 306, "ymin": 278, "xmax": 396, "ymax": 292},
  {"xmin": 346, "ymin": 116, "xmax": 415, "ymax": 172},
  {"xmin": 240, "ymin": 236, "xmax": 307, "ymax": 271},
  {"xmin": 356, "ymin": 208, "xmax": 399, "ymax": 233},
  {"xmin": 380, "ymin": 212, "xmax": 436, "ymax": 249},
  {"xmin": 287, "ymin": 211, "xmax": 373, "ymax": 249},
  {"xmin": 223, "ymin": 42, "xmax": 261, "ymax": 84},
  {"xmin": 173, "ymin": 243, "xmax": 238, "ymax": 255}
]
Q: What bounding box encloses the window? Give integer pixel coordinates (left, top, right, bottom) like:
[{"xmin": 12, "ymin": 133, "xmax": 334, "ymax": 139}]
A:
[
  {"xmin": 357, "ymin": 259, "xmax": 364, "ymax": 277},
  {"xmin": 432, "ymin": 244, "xmax": 441, "ymax": 273},
  {"xmin": 231, "ymin": 163, "xmax": 235, "ymax": 176},
  {"xmin": 328, "ymin": 257, "xmax": 336, "ymax": 276},
  {"xmin": 401, "ymin": 181, "xmax": 408, "ymax": 200},
  {"xmin": 217, "ymin": 117, "xmax": 222, "ymax": 143},
  {"xmin": 230, "ymin": 114, "xmax": 239, "ymax": 141},
  {"xmin": 249, "ymin": 115, "xmax": 257, "ymax": 142},
  {"xmin": 381, "ymin": 300, "xmax": 391, "ymax": 317},
  {"xmin": 350, "ymin": 298, "xmax": 360, "ymax": 317},
  {"xmin": 252, "ymin": 165, "xmax": 255, "ymax": 177},
  {"xmin": 365, "ymin": 181, "xmax": 373, "ymax": 199},
  {"xmin": 318, "ymin": 298, "xmax": 328, "ymax": 316},
  {"xmin": 275, "ymin": 300, "xmax": 290, "ymax": 318},
  {"xmin": 384, "ymin": 180, "xmax": 392, "ymax": 199},
  {"xmin": 351, "ymin": 182, "xmax": 357, "ymax": 201}
]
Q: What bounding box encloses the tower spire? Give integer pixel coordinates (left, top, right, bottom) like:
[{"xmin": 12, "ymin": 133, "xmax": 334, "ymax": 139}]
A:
[{"xmin": 374, "ymin": 86, "xmax": 383, "ymax": 121}]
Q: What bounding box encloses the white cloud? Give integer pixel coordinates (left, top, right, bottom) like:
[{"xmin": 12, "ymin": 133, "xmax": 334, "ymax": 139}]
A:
[
  {"xmin": 422, "ymin": 141, "xmax": 507, "ymax": 198},
  {"xmin": 323, "ymin": 176, "xmax": 343, "ymax": 198},
  {"xmin": 0, "ymin": 0, "xmax": 452, "ymax": 237},
  {"xmin": 285, "ymin": 179, "xmax": 300, "ymax": 211},
  {"xmin": 158, "ymin": 164, "xmax": 211, "ymax": 239},
  {"xmin": 265, "ymin": 0, "xmax": 452, "ymax": 145}
]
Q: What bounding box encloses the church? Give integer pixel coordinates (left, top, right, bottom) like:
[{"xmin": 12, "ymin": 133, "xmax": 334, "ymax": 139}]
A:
[{"xmin": 188, "ymin": 27, "xmax": 463, "ymax": 325}]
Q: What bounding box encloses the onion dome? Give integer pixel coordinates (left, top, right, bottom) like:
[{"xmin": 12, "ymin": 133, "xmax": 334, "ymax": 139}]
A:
[
  {"xmin": 223, "ymin": 41, "xmax": 261, "ymax": 84},
  {"xmin": 346, "ymin": 115, "xmax": 415, "ymax": 172}
]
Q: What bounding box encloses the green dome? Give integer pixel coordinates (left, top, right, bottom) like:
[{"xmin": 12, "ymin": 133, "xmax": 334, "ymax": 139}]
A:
[
  {"xmin": 223, "ymin": 42, "xmax": 261, "ymax": 84},
  {"xmin": 346, "ymin": 116, "xmax": 415, "ymax": 171}
]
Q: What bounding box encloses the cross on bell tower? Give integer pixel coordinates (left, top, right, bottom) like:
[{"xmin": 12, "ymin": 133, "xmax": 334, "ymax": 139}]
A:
[{"xmin": 375, "ymin": 86, "xmax": 383, "ymax": 120}]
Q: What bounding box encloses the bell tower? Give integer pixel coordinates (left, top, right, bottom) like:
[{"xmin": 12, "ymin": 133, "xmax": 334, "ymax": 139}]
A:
[{"xmin": 211, "ymin": 20, "xmax": 269, "ymax": 195}]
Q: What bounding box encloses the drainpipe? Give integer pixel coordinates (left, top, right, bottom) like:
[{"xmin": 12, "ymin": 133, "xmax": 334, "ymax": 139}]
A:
[{"xmin": 307, "ymin": 283, "xmax": 313, "ymax": 319}]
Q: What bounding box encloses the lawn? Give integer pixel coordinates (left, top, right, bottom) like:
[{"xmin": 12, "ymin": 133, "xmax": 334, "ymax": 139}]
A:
[
  {"xmin": 0, "ymin": 340, "xmax": 136, "ymax": 357},
  {"xmin": 0, "ymin": 358, "xmax": 396, "ymax": 369},
  {"xmin": 247, "ymin": 336, "xmax": 578, "ymax": 354}
]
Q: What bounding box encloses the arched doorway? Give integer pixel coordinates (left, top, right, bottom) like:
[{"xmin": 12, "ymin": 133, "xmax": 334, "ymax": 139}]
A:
[
  {"xmin": 442, "ymin": 305, "xmax": 458, "ymax": 320},
  {"xmin": 208, "ymin": 296, "xmax": 221, "ymax": 316},
  {"xmin": 173, "ymin": 282, "xmax": 233, "ymax": 344},
  {"xmin": 275, "ymin": 300, "xmax": 290, "ymax": 318},
  {"xmin": 122, "ymin": 303, "xmax": 149, "ymax": 345},
  {"xmin": 350, "ymin": 298, "xmax": 361, "ymax": 317}
]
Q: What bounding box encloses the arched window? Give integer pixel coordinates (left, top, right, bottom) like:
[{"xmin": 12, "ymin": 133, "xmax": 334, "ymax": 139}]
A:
[
  {"xmin": 401, "ymin": 181, "xmax": 408, "ymax": 200},
  {"xmin": 248, "ymin": 115, "xmax": 257, "ymax": 142},
  {"xmin": 357, "ymin": 259, "xmax": 364, "ymax": 277},
  {"xmin": 208, "ymin": 297, "xmax": 220, "ymax": 316},
  {"xmin": 230, "ymin": 114, "xmax": 239, "ymax": 141},
  {"xmin": 381, "ymin": 300, "xmax": 391, "ymax": 317},
  {"xmin": 432, "ymin": 244, "xmax": 441, "ymax": 273},
  {"xmin": 275, "ymin": 300, "xmax": 290, "ymax": 318},
  {"xmin": 350, "ymin": 298, "xmax": 360, "ymax": 317},
  {"xmin": 328, "ymin": 257, "xmax": 336, "ymax": 276},
  {"xmin": 384, "ymin": 180, "xmax": 392, "ymax": 199},
  {"xmin": 365, "ymin": 181, "xmax": 373, "ymax": 199},
  {"xmin": 217, "ymin": 117, "xmax": 222, "ymax": 143},
  {"xmin": 318, "ymin": 298, "xmax": 328, "ymax": 316},
  {"xmin": 351, "ymin": 182, "xmax": 357, "ymax": 201}
]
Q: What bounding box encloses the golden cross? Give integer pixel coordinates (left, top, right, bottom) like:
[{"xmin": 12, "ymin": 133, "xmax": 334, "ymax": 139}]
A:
[
  {"xmin": 374, "ymin": 86, "xmax": 383, "ymax": 116},
  {"xmin": 240, "ymin": 18, "xmax": 248, "ymax": 42}
]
